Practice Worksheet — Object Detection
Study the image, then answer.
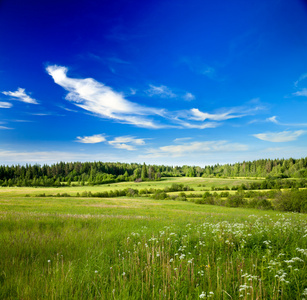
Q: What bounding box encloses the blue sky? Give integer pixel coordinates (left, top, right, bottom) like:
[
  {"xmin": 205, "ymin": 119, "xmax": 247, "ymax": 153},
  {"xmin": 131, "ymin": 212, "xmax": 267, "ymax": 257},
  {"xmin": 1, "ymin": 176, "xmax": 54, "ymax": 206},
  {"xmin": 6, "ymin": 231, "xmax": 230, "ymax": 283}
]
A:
[{"xmin": 1, "ymin": 0, "xmax": 307, "ymax": 166}]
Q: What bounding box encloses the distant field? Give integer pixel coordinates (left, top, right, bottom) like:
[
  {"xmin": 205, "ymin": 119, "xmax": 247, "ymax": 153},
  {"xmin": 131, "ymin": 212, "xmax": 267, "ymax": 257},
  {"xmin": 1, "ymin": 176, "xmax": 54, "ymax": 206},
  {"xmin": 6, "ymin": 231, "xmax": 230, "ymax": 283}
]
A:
[
  {"xmin": 0, "ymin": 177, "xmax": 263, "ymax": 198},
  {"xmin": 0, "ymin": 177, "xmax": 306, "ymax": 299}
]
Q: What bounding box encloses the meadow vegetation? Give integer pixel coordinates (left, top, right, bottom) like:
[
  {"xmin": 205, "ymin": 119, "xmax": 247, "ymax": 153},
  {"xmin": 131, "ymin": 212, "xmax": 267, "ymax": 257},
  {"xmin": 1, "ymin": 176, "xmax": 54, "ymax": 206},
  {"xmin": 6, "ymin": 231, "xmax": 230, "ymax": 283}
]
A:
[{"xmin": 0, "ymin": 176, "xmax": 307, "ymax": 299}]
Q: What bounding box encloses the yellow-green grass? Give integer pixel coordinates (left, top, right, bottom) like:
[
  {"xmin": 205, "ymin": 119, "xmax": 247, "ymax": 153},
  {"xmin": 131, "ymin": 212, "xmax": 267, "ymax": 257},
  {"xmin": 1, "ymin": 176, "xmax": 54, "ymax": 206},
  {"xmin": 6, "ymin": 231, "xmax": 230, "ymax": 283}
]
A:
[
  {"xmin": 0, "ymin": 181, "xmax": 306, "ymax": 299},
  {"xmin": 0, "ymin": 177, "xmax": 263, "ymax": 198}
]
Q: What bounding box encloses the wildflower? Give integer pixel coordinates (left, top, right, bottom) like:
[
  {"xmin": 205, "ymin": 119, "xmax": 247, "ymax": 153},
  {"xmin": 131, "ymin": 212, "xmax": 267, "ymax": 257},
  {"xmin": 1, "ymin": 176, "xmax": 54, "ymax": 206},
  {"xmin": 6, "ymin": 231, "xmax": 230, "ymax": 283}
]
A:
[
  {"xmin": 199, "ymin": 291, "xmax": 206, "ymax": 298},
  {"xmin": 122, "ymin": 272, "xmax": 126, "ymax": 276},
  {"xmin": 179, "ymin": 254, "xmax": 185, "ymax": 260},
  {"xmin": 169, "ymin": 258, "xmax": 174, "ymax": 263},
  {"xmin": 47, "ymin": 260, "xmax": 51, "ymax": 263},
  {"xmin": 95, "ymin": 270, "xmax": 98, "ymax": 273}
]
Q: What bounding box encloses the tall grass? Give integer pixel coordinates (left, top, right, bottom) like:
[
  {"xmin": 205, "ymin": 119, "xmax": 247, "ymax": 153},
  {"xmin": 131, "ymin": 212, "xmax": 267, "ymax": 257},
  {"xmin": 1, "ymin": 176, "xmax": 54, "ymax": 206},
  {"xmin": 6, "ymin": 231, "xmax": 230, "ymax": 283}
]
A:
[{"xmin": 1, "ymin": 201, "xmax": 307, "ymax": 299}]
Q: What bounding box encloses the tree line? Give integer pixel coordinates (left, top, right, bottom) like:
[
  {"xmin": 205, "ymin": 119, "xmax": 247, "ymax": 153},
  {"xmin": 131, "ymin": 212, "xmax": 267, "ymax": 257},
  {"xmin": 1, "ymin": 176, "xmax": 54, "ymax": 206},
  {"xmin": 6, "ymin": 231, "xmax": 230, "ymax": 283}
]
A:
[{"xmin": 0, "ymin": 156, "xmax": 307, "ymax": 187}]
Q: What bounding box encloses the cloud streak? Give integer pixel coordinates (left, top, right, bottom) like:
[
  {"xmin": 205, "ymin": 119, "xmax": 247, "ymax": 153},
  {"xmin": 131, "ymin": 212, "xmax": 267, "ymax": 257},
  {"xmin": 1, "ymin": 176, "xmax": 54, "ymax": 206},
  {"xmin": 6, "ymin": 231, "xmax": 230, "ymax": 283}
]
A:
[
  {"xmin": 294, "ymin": 73, "xmax": 307, "ymax": 87},
  {"xmin": 264, "ymin": 116, "xmax": 307, "ymax": 127},
  {"xmin": 146, "ymin": 85, "xmax": 176, "ymax": 98},
  {"xmin": 0, "ymin": 102, "xmax": 13, "ymax": 108},
  {"xmin": 47, "ymin": 65, "xmax": 264, "ymax": 130},
  {"xmin": 142, "ymin": 140, "xmax": 248, "ymax": 158},
  {"xmin": 46, "ymin": 65, "xmax": 165, "ymax": 128},
  {"xmin": 189, "ymin": 108, "xmax": 243, "ymax": 121},
  {"xmin": 253, "ymin": 130, "xmax": 306, "ymax": 142},
  {"xmin": 2, "ymin": 88, "xmax": 38, "ymax": 104},
  {"xmin": 293, "ymin": 88, "xmax": 307, "ymax": 97}
]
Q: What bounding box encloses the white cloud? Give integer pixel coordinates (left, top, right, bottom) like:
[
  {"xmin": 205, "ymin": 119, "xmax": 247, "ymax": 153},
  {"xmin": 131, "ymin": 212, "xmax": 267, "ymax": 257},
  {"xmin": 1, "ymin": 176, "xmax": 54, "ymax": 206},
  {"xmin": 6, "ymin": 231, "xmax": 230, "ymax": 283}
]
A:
[
  {"xmin": 74, "ymin": 134, "xmax": 146, "ymax": 150},
  {"xmin": 251, "ymin": 115, "xmax": 307, "ymax": 127},
  {"xmin": 176, "ymin": 120, "xmax": 219, "ymax": 129},
  {"xmin": 146, "ymin": 85, "xmax": 176, "ymax": 98},
  {"xmin": 293, "ymin": 88, "xmax": 307, "ymax": 97},
  {"xmin": 189, "ymin": 108, "xmax": 242, "ymax": 121},
  {"xmin": 76, "ymin": 134, "xmax": 106, "ymax": 144},
  {"xmin": 266, "ymin": 116, "xmax": 279, "ymax": 124},
  {"xmin": 0, "ymin": 102, "xmax": 13, "ymax": 108},
  {"xmin": 143, "ymin": 140, "xmax": 248, "ymax": 158},
  {"xmin": 0, "ymin": 126, "xmax": 12, "ymax": 129},
  {"xmin": 253, "ymin": 130, "xmax": 306, "ymax": 142},
  {"xmin": 183, "ymin": 92, "xmax": 195, "ymax": 101},
  {"xmin": 46, "ymin": 65, "xmax": 265, "ymax": 130},
  {"xmin": 2, "ymin": 88, "xmax": 38, "ymax": 104},
  {"xmin": 108, "ymin": 136, "xmax": 145, "ymax": 151},
  {"xmin": 46, "ymin": 65, "xmax": 164, "ymax": 128}
]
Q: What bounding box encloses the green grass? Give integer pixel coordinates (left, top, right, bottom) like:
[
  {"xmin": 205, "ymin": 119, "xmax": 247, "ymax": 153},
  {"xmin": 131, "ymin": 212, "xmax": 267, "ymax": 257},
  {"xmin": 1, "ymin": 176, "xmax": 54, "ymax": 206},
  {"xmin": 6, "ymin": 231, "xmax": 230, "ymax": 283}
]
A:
[
  {"xmin": 0, "ymin": 177, "xmax": 262, "ymax": 198},
  {"xmin": 0, "ymin": 178, "xmax": 306, "ymax": 299}
]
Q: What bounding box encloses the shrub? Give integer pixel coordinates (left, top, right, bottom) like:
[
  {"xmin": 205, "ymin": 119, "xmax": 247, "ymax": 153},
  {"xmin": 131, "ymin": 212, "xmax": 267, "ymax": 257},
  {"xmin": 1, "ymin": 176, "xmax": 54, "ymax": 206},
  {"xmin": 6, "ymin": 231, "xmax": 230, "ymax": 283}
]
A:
[
  {"xmin": 226, "ymin": 193, "xmax": 245, "ymax": 207},
  {"xmin": 81, "ymin": 191, "xmax": 88, "ymax": 197}
]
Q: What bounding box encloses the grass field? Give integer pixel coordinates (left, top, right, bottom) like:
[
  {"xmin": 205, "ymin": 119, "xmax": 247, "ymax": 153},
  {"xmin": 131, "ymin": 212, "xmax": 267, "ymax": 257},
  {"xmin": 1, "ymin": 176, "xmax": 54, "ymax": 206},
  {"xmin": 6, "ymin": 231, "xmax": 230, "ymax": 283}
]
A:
[
  {"xmin": 0, "ymin": 177, "xmax": 263, "ymax": 197},
  {"xmin": 0, "ymin": 178, "xmax": 306, "ymax": 299}
]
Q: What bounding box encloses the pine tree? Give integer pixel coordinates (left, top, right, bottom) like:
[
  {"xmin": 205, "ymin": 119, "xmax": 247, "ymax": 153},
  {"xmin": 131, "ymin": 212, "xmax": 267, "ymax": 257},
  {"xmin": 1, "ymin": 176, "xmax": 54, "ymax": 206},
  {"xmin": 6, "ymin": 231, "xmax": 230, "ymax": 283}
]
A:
[{"xmin": 141, "ymin": 163, "xmax": 148, "ymax": 180}]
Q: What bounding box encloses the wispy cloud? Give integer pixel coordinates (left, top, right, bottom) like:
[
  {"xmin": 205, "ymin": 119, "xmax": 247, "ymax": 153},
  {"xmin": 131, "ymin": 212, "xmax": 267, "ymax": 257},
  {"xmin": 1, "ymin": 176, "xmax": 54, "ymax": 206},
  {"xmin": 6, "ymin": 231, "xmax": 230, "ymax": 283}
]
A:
[
  {"xmin": 76, "ymin": 134, "xmax": 106, "ymax": 144},
  {"xmin": 0, "ymin": 102, "xmax": 13, "ymax": 108},
  {"xmin": 294, "ymin": 73, "xmax": 307, "ymax": 87},
  {"xmin": 263, "ymin": 116, "xmax": 307, "ymax": 127},
  {"xmin": 183, "ymin": 92, "xmax": 195, "ymax": 101},
  {"xmin": 186, "ymin": 104, "xmax": 265, "ymax": 124},
  {"xmin": 0, "ymin": 149, "xmax": 94, "ymax": 164},
  {"xmin": 46, "ymin": 65, "xmax": 165, "ymax": 129},
  {"xmin": 2, "ymin": 88, "xmax": 38, "ymax": 104},
  {"xmin": 293, "ymin": 88, "xmax": 307, "ymax": 97},
  {"xmin": 0, "ymin": 126, "xmax": 13, "ymax": 130},
  {"xmin": 59, "ymin": 105, "xmax": 78, "ymax": 113},
  {"xmin": 173, "ymin": 104, "xmax": 264, "ymax": 129},
  {"xmin": 142, "ymin": 140, "xmax": 248, "ymax": 158},
  {"xmin": 189, "ymin": 108, "xmax": 243, "ymax": 121},
  {"xmin": 175, "ymin": 120, "xmax": 219, "ymax": 129},
  {"xmin": 108, "ymin": 136, "xmax": 145, "ymax": 151},
  {"xmin": 266, "ymin": 116, "xmax": 279, "ymax": 124},
  {"xmin": 146, "ymin": 85, "xmax": 196, "ymax": 102},
  {"xmin": 146, "ymin": 85, "xmax": 176, "ymax": 98},
  {"xmin": 107, "ymin": 57, "xmax": 130, "ymax": 64},
  {"xmin": 47, "ymin": 65, "xmax": 264, "ymax": 130},
  {"xmin": 173, "ymin": 137, "xmax": 193, "ymax": 142},
  {"xmin": 253, "ymin": 130, "xmax": 306, "ymax": 142}
]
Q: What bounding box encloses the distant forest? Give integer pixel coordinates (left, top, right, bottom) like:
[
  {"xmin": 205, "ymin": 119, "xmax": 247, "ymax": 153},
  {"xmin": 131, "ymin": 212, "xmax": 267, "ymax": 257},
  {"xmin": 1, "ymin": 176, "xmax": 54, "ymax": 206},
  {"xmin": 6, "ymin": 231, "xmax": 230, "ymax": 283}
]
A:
[{"xmin": 0, "ymin": 157, "xmax": 307, "ymax": 187}]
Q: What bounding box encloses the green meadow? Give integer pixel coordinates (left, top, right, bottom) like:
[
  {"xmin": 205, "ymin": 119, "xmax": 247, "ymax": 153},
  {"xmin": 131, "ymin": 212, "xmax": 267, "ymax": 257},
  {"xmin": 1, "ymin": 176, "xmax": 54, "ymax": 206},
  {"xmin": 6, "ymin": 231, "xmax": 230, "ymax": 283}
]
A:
[{"xmin": 0, "ymin": 177, "xmax": 306, "ymax": 299}]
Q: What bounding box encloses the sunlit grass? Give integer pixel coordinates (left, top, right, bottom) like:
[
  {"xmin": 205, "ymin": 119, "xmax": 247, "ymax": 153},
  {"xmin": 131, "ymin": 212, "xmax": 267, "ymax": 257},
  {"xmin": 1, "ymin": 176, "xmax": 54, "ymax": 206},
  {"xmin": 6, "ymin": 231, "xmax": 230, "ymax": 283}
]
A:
[
  {"xmin": 0, "ymin": 177, "xmax": 263, "ymax": 198},
  {"xmin": 0, "ymin": 179, "xmax": 306, "ymax": 299}
]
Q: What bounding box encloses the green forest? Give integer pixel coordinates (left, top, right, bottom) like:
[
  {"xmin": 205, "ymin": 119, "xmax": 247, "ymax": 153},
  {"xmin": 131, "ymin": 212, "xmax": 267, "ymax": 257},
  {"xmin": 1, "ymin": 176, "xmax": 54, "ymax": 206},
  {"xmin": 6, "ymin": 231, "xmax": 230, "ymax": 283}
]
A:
[{"xmin": 0, "ymin": 157, "xmax": 307, "ymax": 187}]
